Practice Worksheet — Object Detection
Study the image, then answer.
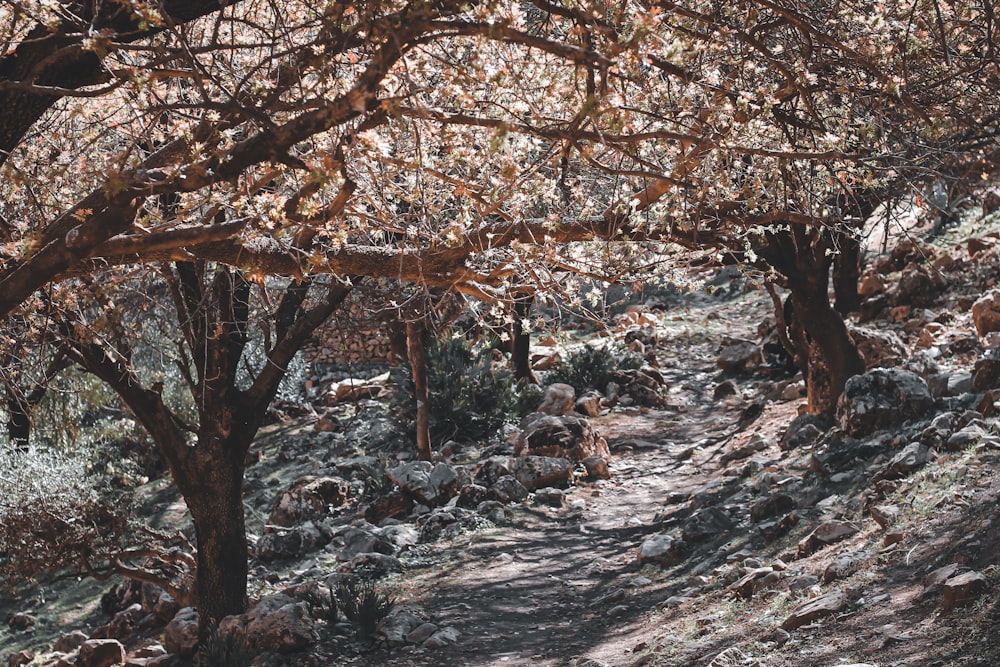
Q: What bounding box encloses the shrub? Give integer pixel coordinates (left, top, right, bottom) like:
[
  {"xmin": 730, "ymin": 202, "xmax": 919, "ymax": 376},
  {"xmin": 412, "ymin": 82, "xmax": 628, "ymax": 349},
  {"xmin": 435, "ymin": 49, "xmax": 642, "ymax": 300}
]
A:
[
  {"xmin": 392, "ymin": 335, "xmax": 517, "ymax": 445},
  {"xmin": 547, "ymin": 343, "xmax": 642, "ymax": 394},
  {"xmin": 200, "ymin": 622, "xmax": 257, "ymax": 667},
  {"xmin": 336, "ymin": 577, "xmax": 395, "ymax": 640}
]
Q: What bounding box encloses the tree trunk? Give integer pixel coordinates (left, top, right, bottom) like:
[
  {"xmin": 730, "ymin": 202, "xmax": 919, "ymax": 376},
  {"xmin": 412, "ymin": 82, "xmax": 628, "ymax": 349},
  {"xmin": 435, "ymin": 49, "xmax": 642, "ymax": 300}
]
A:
[
  {"xmin": 833, "ymin": 233, "xmax": 862, "ymax": 315},
  {"xmin": 183, "ymin": 456, "xmax": 248, "ymax": 629},
  {"xmin": 406, "ymin": 319, "xmax": 432, "ymax": 461},
  {"xmin": 511, "ymin": 295, "xmax": 537, "ymax": 383}
]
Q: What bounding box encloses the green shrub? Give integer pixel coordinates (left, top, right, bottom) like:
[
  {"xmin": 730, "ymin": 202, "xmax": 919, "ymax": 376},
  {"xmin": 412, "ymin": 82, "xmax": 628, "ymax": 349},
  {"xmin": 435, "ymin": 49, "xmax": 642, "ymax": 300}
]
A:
[
  {"xmin": 392, "ymin": 335, "xmax": 517, "ymax": 445},
  {"xmin": 547, "ymin": 343, "xmax": 642, "ymax": 394},
  {"xmin": 336, "ymin": 577, "xmax": 395, "ymax": 640}
]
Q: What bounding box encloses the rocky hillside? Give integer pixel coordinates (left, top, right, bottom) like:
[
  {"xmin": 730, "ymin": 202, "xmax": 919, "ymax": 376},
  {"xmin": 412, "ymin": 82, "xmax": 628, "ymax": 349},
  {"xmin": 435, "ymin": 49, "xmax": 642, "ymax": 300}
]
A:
[{"xmin": 4, "ymin": 205, "xmax": 1000, "ymax": 667}]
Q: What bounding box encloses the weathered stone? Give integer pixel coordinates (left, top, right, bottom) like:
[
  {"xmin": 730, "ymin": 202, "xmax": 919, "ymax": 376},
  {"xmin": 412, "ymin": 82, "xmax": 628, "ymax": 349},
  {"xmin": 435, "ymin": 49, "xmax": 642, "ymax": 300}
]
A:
[
  {"xmin": 6, "ymin": 613, "xmax": 35, "ymax": 631},
  {"xmin": 837, "ymin": 369, "xmax": 934, "ymax": 437},
  {"xmin": 716, "ymin": 339, "xmax": 762, "ymax": 374},
  {"xmin": 883, "ymin": 442, "xmax": 934, "ymax": 479},
  {"xmin": 164, "ymin": 607, "xmax": 199, "ymax": 659},
  {"xmin": 582, "ymin": 455, "xmax": 611, "ymax": 480},
  {"xmin": 380, "ymin": 607, "xmax": 427, "ymax": 645},
  {"xmin": 781, "ymin": 413, "xmax": 830, "ymax": 450},
  {"xmin": 475, "ymin": 456, "xmax": 513, "ymax": 486},
  {"xmin": 781, "ymin": 590, "xmax": 847, "ymax": 630},
  {"xmin": 731, "ymin": 567, "xmax": 781, "ymax": 599},
  {"xmin": 256, "ymin": 522, "xmax": 331, "ymax": 562},
  {"xmin": 488, "ymin": 475, "xmax": 529, "ymax": 503},
  {"xmin": 713, "ymin": 379, "xmax": 739, "ymax": 400},
  {"xmin": 893, "ymin": 265, "xmax": 944, "ymax": 307},
  {"xmin": 455, "ymin": 483, "xmax": 489, "ymax": 508},
  {"xmin": 823, "ymin": 552, "xmax": 868, "ymax": 583},
  {"xmin": 537, "ymin": 383, "xmax": 576, "ymax": 416},
  {"xmin": 77, "ymin": 639, "xmax": 125, "ymax": 667},
  {"xmin": 53, "ymin": 630, "xmax": 90, "ymax": 654},
  {"xmin": 220, "ymin": 594, "xmax": 317, "ymax": 654},
  {"xmin": 946, "ymin": 426, "xmax": 985, "ymax": 451},
  {"xmin": 387, "ymin": 461, "xmax": 458, "ymax": 505},
  {"xmin": 422, "ymin": 626, "xmax": 460, "ymax": 649},
  {"xmin": 750, "ymin": 493, "xmax": 796, "ymax": 523},
  {"xmin": 268, "ymin": 476, "xmax": 350, "ymax": 527},
  {"xmin": 511, "ymin": 456, "xmax": 573, "ymax": 490},
  {"xmin": 869, "ymin": 504, "xmax": 899, "ymax": 530},
  {"xmin": 798, "ymin": 520, "xmax": 860, "ymax": 556},
  {"xmin": 337, "ymin": 552, "xmax": 404, "ymax": 578},
  {"xmin": 533, "ymin": 487, "xmax": 567, "ymax": 507},
  {"xmin": 5, "ymin": 651, "xmax": 34, "ymax": 666},
  {"xmin": 973, "ymin": 291, "xmax": 1000, "ymax": 337},
  {"xmin": 515, "ymin": 413, "xmax": 610, "ymax": 462},
  {"xmin": 405, "ymin": 622, "xmax": 439, "ymax": 644},
  {"xmin": 719, "ymin": 437, "xmax": 768, "ymax": 464},
  {"xmin": 636, "ymin": 533, "xmax": 687, "ymax": 566},
  {"xmin": 942, "ymin": 570, "xmax": 989, "ymax": 611},
  {"xmin": 973, "ymin": 348, "xmax": 1000, "ymax": 391},
  {"xmin": 575, "ymin": 391, "xmax": 603, "ymax": 417},
  {"xmin": 337, "ymin": 526, "xmax": 394, "ymax": 562},
  {"xmin": 849, "ymin": 325, "xmax": 908, "ymax": 369},
  {"xmin": 682, "ymin": 507, "xmax": 735, "ymax": 543},
  {"xmin": 858, "ymin": 270, "xmax": 886, "ymax": 298}
]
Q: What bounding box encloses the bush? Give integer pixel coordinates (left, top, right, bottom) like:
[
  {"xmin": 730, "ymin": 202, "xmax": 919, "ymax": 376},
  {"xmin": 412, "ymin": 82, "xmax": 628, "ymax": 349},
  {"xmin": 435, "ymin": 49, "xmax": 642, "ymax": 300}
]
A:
[
  {"xmin": 200, "ymin": 622, "xmax": 257, "ymax": 667},
  {"xmin": 547, "ymin": 343, "xmax": 642, "ymax": 394},
  {"xmin": 392, "ymin": 335, "xmax": 517, "ymax": 445},
  {"xmin": 0, "ymin": 446, "xmax": 132, "ymax": 587},
  {"xmin": 336, "ymin": 577, "xmax": 395, "ymax": 640}
]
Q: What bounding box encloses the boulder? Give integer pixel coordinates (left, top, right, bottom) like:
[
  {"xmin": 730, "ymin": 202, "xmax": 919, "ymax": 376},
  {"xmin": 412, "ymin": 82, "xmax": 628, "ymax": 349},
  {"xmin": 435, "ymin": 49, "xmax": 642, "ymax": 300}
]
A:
[
  {"xmin": 716, "ymin": 339, "xmax": 762, "ymax": 374},
  {"xmin": 511, "ymin": 456, "xmax": 573, "ymax": 490},
  {"xmin": 798, "ymin": 520, "xmax": 860, "ymax": 556},
  {"xmin": 53, "ymin": 630, "xmax": 89, "ymax": 654},
  {"xmin": 780, "ymin": 412, "xmax": 830, "ymax": 450},
  {"xmin": 837, "ymin": 369, "xmax": 934, "ymax": 437},
  {"xmin": 972, "ymin": 348, "xmax": 1000, "ymax": 391},
  {"xmin": 256, "ymin": 522, "xmax": 330, "ymax": 562},
  {"xmin": 77, "ymin": 639, "xmax": 125, "ymax": 667},
  {"xmin": 682, "ymin": 507, "xmax": 734, "ymax": 542},
  {"xmin": 387, "ymin": 461, "xmax": 458, "ymax": 505},
  {"xmin": 514, "ymin": 413, "xmax": 610, "ymax": 462},
  {"xmin": 337, "ymin": 526, "xmax": 394, "ymax": 562},
  {"xmin": 582, "ymin": 455, "xmax": 611, "ymax": 480},
  {"xmin": 164, "ymin": 607, "xmax": 199, "ymax": 659},
  {"xmin": 893, "ymin": 265, "xmax": 944, "ymax": 307},
  {"xmin": 574, "ymin": 391, "xmax": 603, "ymax": 417},
  {"xmin": 942, "ymin": 571, "xmax": 989, "ymax": 611},
  {"xmin": 536, "ymin": 383, "xmax": 576, "ymax": 416},
  {"xmin": 973, "ymin": 291, "xmax": 1000, "ymax": 337},
  {"xmin": 489, "ymin": 475, "xmax": 529, "ymax": 503},
  {"xmin": 883, "ymin": 442, "xmax": 934, "ymax": 479},
  {"xmin": 781, "ymin": 590, "xmax": 847, "ymax": 631},
  {"xmin": 268, "ymin": 476, "xmax": 350, "ymax": 527},
  {"xmin": 636, "ymin": 534, "xmax": 687, "ymax": 566},
  {"xmin": 219, "ymin": 594, "xmax": 317, "ymax": 654},
  {"xmin": 848, "ymin": 325, "xmax": 908, "ymax": 369}
]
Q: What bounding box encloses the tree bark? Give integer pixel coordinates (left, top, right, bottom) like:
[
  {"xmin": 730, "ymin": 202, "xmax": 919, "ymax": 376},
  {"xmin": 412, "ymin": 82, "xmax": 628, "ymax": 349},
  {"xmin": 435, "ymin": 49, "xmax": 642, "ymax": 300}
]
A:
[
  {"xmin": 511, "ymin": 294, "xmax": 537, "ymax": 383},
  {"xmin": 406, "ymin": 319, "xmax": 432, "ymax": 461}
]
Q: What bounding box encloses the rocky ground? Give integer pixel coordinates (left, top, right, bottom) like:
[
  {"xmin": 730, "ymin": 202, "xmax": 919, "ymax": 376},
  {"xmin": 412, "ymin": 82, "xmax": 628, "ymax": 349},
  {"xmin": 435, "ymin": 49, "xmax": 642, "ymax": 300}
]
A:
[{"xmin": 4, "ymin": 205, "xmax": 1000, "ymax": 667}]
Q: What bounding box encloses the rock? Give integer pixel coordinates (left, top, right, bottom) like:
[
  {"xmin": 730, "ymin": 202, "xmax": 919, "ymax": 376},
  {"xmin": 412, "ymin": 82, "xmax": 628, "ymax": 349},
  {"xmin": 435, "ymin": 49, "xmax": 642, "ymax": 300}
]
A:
[
  {"xmin": 5, "ymin": 651, "xmax": 33, "ymax": 666},
  {"xmin": 268, "ymin": 476, "xmax": 350, "ymax": 527},
  {"xmin": 337, "ymin": 552, "xmax": 404, "ymax": 578},
  {"xmin": 713, "ymin": 379, "xmax": 739, "ymax": 400},
  {"xmin": 973, "ymin": 348, "xmax": 1000, "ymax": 391},
  {"xmin": 533, "ymin": 487, "xmax": 566, "ymax": 507},
  {"xmin": 893, "ymin": 265, "xmax": 944, "ymax": 307},
  {"xmin": 537, "ymin": 383, "xmax": 576, "ymax": 415},
  {"xmin": 405, "ymin": 622, "xmax": 439, "ymax": 644},
  {"xmin": 422, "ymin": 626, "xmax": 460, "ymax": 649},
  {"xmin": 858, "ymin": 270, "xmax": 885, "ymax": 298},
  {"xmin": 946, "ymin": 425, "xmax": 985, "ymax": 451},
  {"xmin": 387, "ymin": 461, "xmax": 458, "ymax": 505},
  {"xmin": 77, "ymin": 639, "xmax": 126, "ymax": 667},
  {"xmin": 781, "ymin": 590, "xmax": 847, "ymax": 630},
  {"xmin": 848, "ymin": 325, "xmax": 908, "ymax": 369},
  {"xmin": 220, "ymin": 594, "xmax": 317, "ymax": 653},
  {"xmin": 942, "ymin": 571, "xmax": 989, "ymax": 611},
  {"xmin": 582, "ymin": 455, "xmax": 611, "ymax": 480},
  {"xmin": 636, "ymin": 533, "xmax": 687, "ymax": 566},
  {"xmin": 255, "ymin": 525, "xmax": 315, "ymax": 562},
  {"xmin": 781, "ymin": 413, "xmax": 830, "ymax": 450},
  {"xmin": 982, "ymin": 188, "xmax": 1000, "ymax": 216},
  {"xmin": 731, "ymin": 567, "xmax": 781, "ymax": 599},
  {"xmin": 164, "ymin": 607, "xmax": 199, "ymax": 659},
  {"xmin": 837, "ymin": 369, "xmax": 934, "ymax": 437},
  {"xmin": 716, "ymin": 339, "xmax": 762, "ymax": 374},
  {"xmin": 750, "ymin": 493, "xmax": 796, "ymax": 522},
  {"xmin": 489, "ymin": 475, "xmax": 529, "ymax": 503},
  {"xmin": 869, "ymin": 504, "xmax": 899, "ymax": 530},
  {"xmin": 883, "ymin": 442, "xmax": 934, "ymax": 479},
  {"xmin": 923, "ymin": 564, "xmax": 960, "ymax": 593},
  {"xmin": 682, "ymin": 507, "xmax": 734, "ymax": 542},
  {"xmin": 973, "ymin": 291, "xmax": 1000, "ymax": 337},
  {"xmin": 5, "ymin": 613, "xmax": 35, "ymax": 631},
  {"xmin": 823, "ymin": 552, "xmax": 868, "ymax": 583},
  {"xmin": 798, "ymin": 520, "xmax": 860, "ymax": 556},
  {"xmin": 574, "ymin": 391, "xmax": 603, "ymax": 417},
  {"xmin": 455, "ymin": 483, "xmax": 489, "ymax": 508},
  {"xmin": 380, "ymin": 607, "xmax": 427, "ymax": 645},
  {"xmin": 719, "ymin": 436, "xmax": 768, "ymax": 464},
  {"xmin": 511, "ymin": 456, "xmax": 573, "ymax": 490},
  {"xmin": 53, "ymin": 630, "xmax": 90, "ymax": 654},
  {"xmin": 514, "ymin": 413, "xmax": 610, "ymax": 462},
  {"xmin": 337, "ymin": 526, "xmax": 393, "ymax": 562},
  {"xmin": 475, "ymin": 456, "xmax": 514, "ymax": 486},
  {"xmin": 476, "ymin": 500, "xmax": 507, "ymax": 523},
  {"xmin": 707, "ymin": 647, "xmax": 763, "ymax": 667}
]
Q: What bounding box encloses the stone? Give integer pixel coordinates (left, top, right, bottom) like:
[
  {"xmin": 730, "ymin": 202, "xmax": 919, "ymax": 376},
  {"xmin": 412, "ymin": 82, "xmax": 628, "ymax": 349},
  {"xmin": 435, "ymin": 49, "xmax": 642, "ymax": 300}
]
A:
[
  {"xmin": 972, "ymin": 348, "xmax": 1000, "ymax": 391},
  {"xmin": 973, "ymin": 291, "xmax": 1000, "ymax": 337},
  {"xmin": 849, "ymin": 325, "xmax": 908, "ymax": 369},
  {"xmin": 798, "ymin": 520, "xmax": 860, "ymax": 556},
  {"xmin": 749, "ymin": 493, "xmax": 796, "ymax": 522},
  {"xmin": 455, "ymin": 483, "xmax": 489, "ymax": 508},
  {"xmin": 380, "ymin": 607, "xmax": 427, "ymax": 645},
  {"xmin": 781, "ymin": 413, "xmax": 830, "ymax": 450},
  {"xmin": 511, "ymin": 456, "xmax": 573, "ymax": 490},
  {"xmin": 869, "ymin": 504, "xmax": 899, "ymax": 530},
  {"xmin": 53, "ymin": 630, "xmax": 90, "ymax": 654},
  {"xmin": 387, "ymin": 461, "xmax": 458, "ymax": 505},
  {"xmin": 636, "ymin": 533, "xmax": 687, "ymax": 566},
  {"xmin": 942, "ymin": 570, "xmax": 989, "ymax": 611},
  {"xmin": 256, "ymin": 527, "xmax": 306, "ymax": 561},
  {"xmin": 946, "ymin": 426, "xmax": 985, "ymax": 451},
  {"xmin": 713, "ymin": 379, "xmax": 739, "ymax": 400},
  {"xmin": 337, "ymin": 526, "xmax": 393, "ymax": 562},
  {"xmin": 682, "ymin": 507, "xmax": 734, "ymax": 543},
  {"xmin": 533, "ymin": 487, "xmax": 566, "ymax": 507},
  {"xmin": 422, "ymin": 626, "xmax": 460, "ymax": 649},
  {"xmin": 574, "ymin": 391, "xmax": 603, "ymax": 417},
  {"xmin": 475, "ymin": 456, "xmax": 513, "ymax": 486},
  {"xmin": 716, "ymin": 339, "xmax": 762, "ymax": 374},
  {"xmin": 982, "ymin": 188, "xmax": 1000, "ymax": 216},
  {"xmin": 893, "ymin": 265, "xmax": 944, "ymax": 307},
  {"xmin": 537, "ymin": 383, "xmax": 576, "ymax": 416},
  {"xmin": 707, "ymin": 647, "xmax": 763, "ymax": 667},
  {"xmin": 781, "ymin": 590, "xmax": 847, "ymax": 630},
  {"xmin": 5, "ymin": 652, "xmax": 33, "ymax": 666},
  {"xmin": 514, "ymin": 413, "xmax": 610, "ymax": 462},
  {"xmin": 5, "ymin": 613, "xmax": 35, "ymax": 631},
  {"xmin": 823, "ymin": 552, "xmax": 868, "ymax": 583},
  {"xmin": 837, "ymin": 369, "xmax": 934, "ymax": 437},
  {"xmin": 488, "ymin": 475, "xmax": 529, "ymax": 503},
  {"xmin": 164, "ymin": 607, "xmax": 199, "ymax": 659},
  {"xmin": 719, "ymin": 437, "xmax": 768, "ymax": 464},
  {"xmin": 337, "ymin": 552, "xmax": 404, "ymax": 578},
  {"xmin": 731, "ymin": 567, "xmax": 781, "ymax": 599},
  {"xmin": 77, "ymin": 639, "xmax": 126, "ymax": 667},
  {"xmin": 883, "ymin": 442, "xmax": 934, "ymax": 479},
  {"xmin": 582, "ymin": 455, "xmax": 611, "ymax": 480},
  {"xmin": 268, "ymin": 476, "xmax": 350, "ymax": 527},
  {"xmin": 405, "ymin": 622, "xmax": 439, "ymax": 644},
  {"xmin": 858, "ymin": 270, "xmax": 885, "ymax": 298},
  {"xmin": 220, "ymin": 594, "xmax": 317, "ymax": 653}
]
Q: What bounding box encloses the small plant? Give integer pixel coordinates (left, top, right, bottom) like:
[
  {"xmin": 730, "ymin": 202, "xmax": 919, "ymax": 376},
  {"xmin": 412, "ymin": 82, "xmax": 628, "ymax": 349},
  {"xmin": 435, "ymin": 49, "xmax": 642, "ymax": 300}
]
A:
[
  {"xmin": 198, "ymin": 622, "xmax": 256, "ymax": 667},
  {"xmin": 547, "ymin": 343, "xmax": 642, "ymax": 394},
  {"xmin": 336, "ymin": 577, "xmax": 395, "ymax": 640},
  {"xmin": 392, "ymin": 335, "xmax": 518, "ymax": 445}
]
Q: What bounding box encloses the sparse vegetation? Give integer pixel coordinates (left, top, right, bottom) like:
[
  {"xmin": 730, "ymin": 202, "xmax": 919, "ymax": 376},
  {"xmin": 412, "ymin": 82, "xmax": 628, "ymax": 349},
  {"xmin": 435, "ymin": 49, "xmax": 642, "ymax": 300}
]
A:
[
  {"xmin": 547, "ymin": 343, "xmax": 642, "ymax": 395},
  {"xmin": 336, "ymin": 577, "xmax": 395, "ymax": 640}
]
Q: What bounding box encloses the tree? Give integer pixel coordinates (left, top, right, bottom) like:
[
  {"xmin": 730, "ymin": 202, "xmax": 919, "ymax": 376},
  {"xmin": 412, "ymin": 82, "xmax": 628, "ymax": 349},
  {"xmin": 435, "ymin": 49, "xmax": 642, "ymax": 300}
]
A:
[{"xmin": 51, "ymin": 264, "xmax": 353, "ymax": 629}]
